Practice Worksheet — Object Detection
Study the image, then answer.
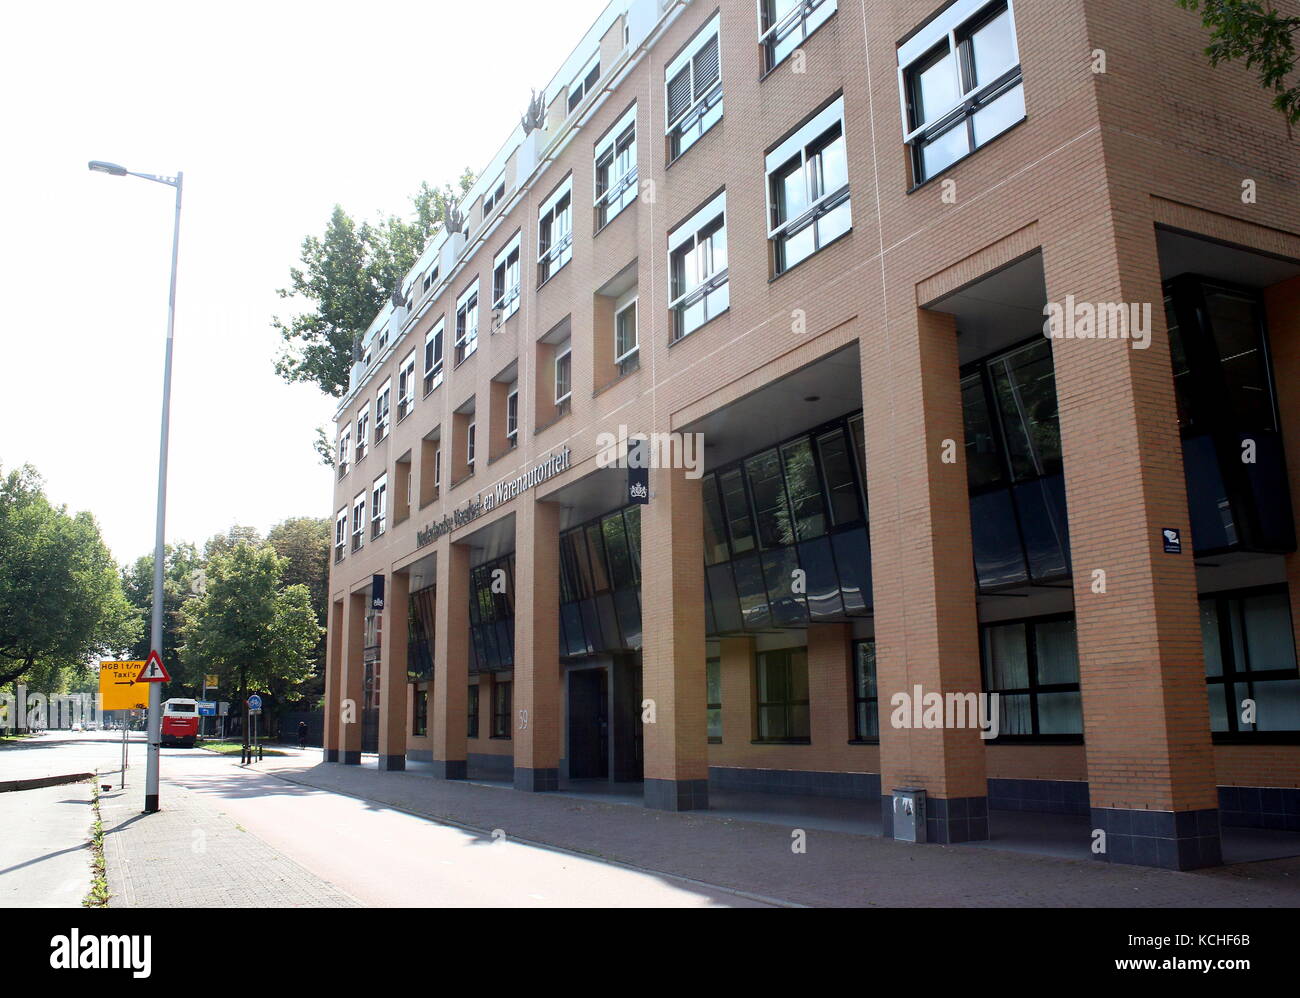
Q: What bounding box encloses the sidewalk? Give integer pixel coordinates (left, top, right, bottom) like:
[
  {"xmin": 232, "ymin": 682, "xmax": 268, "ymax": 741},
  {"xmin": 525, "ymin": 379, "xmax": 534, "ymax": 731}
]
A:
[
  {"xmin": 0, "ymin": 781, "xmax": 93, "ymax": 907},
  {"xmin": 248, "ymin": 752, "xmax": 1300, "ymax": 908},
  {"xmin": 99, "ymin": 780, "xmax": 358, "ymax": 908}
]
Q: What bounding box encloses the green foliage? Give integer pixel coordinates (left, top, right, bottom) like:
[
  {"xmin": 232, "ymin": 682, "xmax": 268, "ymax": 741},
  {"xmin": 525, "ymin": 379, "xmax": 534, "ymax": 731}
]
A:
[
  {"xmin": 0, "ymin": 464, "xmax": 140, "ymax": 688},
  {"xmin": 272, "ymin": 170, "xmax": 476, "ymax": 399},
  {"xmin": 120, "ymin": 542, "xmax": 201, "ymax": 686},
  {"xmin": 1178, "ymin": 0, "xmax": 1300, "ymax": 125}
]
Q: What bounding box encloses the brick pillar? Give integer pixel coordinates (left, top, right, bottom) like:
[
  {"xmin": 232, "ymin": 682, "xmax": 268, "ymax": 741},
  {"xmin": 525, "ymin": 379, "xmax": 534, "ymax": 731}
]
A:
[
  {"xmin": 861, "ymin": 306, "xmax": 988, "ymax": 844},
  {"xmin": 378, "ymin": 571, "xmax": 410, "ymax": 771},
  {"xmin": 323, "ymin": 597, "xmax": 343, "ymax": 762},
  {"xmin": 808, "ymin": 622, "xmax": 853, "ymax": 748},
  {"xmin": 1265, "ymin": 276, "xmax": 1300, "ymax": 663},
  {"xmin": 431, "ymin": 540, "xmax": 470, "ymax": 779},
  {"xmin": 512, "ymin": 498, "xmax": 562, "ymax": 791},
  {"xmin": 1045, "ymin": 207, "xmax": 1219, "ymax": 870},
  {"xmin": 719, "ymin": 635, "xmax": 755, "ymax": 749},
  {"xmin": 640, "ymin": 465, "xmax": 709, "ymax": 810},
  {"xmin": 340, "ymin": 591, "xmax": 366, "ymax": 765}
]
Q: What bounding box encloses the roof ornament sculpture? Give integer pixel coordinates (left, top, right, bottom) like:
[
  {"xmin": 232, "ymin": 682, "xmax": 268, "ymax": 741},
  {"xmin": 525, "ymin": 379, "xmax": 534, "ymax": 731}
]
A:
[{"xmin": 521, "ymin": 88, "xmax": 546, "ymax": 135}]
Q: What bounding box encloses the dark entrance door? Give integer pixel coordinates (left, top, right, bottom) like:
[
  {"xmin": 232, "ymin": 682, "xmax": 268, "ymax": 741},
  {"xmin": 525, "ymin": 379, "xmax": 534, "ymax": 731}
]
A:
[{"xmin": 568, "ymin": 668, "xmax": 609, "ymax": 779}]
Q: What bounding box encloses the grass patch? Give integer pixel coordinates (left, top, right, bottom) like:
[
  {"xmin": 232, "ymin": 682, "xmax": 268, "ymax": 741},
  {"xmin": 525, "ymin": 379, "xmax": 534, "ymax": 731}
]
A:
[
  {"xmin": 199, "ymin": 740, "xmax": 285, "ymax": 757},
  {"xmin": 0, "ymin": 732, "xmax": 35, "ymax": 746},
  {"xmin": 82, "ymin": 780, "xmax": 110, "ymax": 908}
]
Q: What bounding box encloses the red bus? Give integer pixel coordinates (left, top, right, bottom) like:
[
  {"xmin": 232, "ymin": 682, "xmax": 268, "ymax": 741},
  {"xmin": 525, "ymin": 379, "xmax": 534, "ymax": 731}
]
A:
[{"xmin": 161, "ymin": 698, "xmax": 199, "ymax": 747}]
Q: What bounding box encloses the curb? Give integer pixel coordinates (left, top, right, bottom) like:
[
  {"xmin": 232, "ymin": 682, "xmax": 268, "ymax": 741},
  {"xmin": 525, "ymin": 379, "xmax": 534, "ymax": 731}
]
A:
[{"xmin": 0, "ymin": 772, "xmax": 94, "ymax": 793}]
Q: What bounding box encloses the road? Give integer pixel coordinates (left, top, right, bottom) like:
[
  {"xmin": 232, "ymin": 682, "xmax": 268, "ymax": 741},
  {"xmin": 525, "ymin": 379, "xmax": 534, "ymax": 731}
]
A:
[{"xmin": 0, "ymin": 731, "xmax": 768, "ymax": 907}]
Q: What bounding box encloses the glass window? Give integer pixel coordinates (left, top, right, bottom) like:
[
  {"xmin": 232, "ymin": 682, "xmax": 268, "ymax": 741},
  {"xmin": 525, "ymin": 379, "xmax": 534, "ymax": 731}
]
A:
[
  {"xmin": 760, "ymin": 0, "xmax": 837, "ymax": 72},
  {"xmin": 492, "ymin": 235, "xmax": 522, "ymax": 321},
  {"xmin": 852, "ymin": 639, "xmax": 878, "ymax": 739},
  {"xmin": 413, "ymin": 688, "xmax": 428, "ymax": 736},
  {"xmin": 816, "ymin": 428, "xmax": 862, "ymax": 526},
  {"xmin": 455, "ymin": 284, "xmax": 479, "ymax": 365},
  {"xmin": 467, "ymin": 684, "xmax": 479, "ymax": 738},
  {"xmin": 669, "ymin": 191, "xmax": 729, "ymax": 340},
  {"xmin": 988, "ymin": 339, "xmax": 1062, "ymax": 482},
  {"xmin": 1203, "ymin": 588, "xmax": 1300, "ymax": 733},
  {"xmin": 491, "ymin": 679, "xmax": 512, "ymax": 738},
  {"xmin": 780, "ymin": 437, "xmax": 826, "ymax": 541},
  {"xmin": 706, "ymin": 656, "xmax": 722, "ymax": 741},
  {"xmin": 615, "ymin": 299, "xmax": 638, "ymax": 374},
  {"xmin": 397, "ymin": 352, "xmax": 416, "ymax": 420},
  {"xmin": 538, "ymin": 179, "xmax": 574, "ymax": 284},
  {"xmin": 767, "ymin": 97, "xmax": 851, "ymax": 275},
  {"xmin": 423, "ymin": 320, "xmax": 444, "ymax": 395},
  {"xmin": 720, "ymin": 467, "xmax": 756, "ymax": 555},
  {"xmin": 755, "ymin": 648, "xmax": 810, "ymax": 741},
  {"xmin": 666, "ymin": 15, "xmax": 723, "ymax": 161},
  {"xmin": 702, "ymin": 475, "xmax": 731, "ymax": 565},
  {"xmin": 596, "ymin": 105, "xmax": 638, "ymax": 230},
  {"xmin": 981, "ymin": 616, "xmax": 1082, "ymax": 737},
  {"xmin": 745, "ymin": 449, "xmax": 794, "ymax": 550}
]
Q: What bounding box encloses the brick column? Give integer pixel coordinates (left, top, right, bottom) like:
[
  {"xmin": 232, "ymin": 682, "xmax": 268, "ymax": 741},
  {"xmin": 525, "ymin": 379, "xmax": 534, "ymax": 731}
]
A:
[
  {"xmin": 719, "ymin": 635, "xmax": 755, "ymax": 750},
  {"xmin": 808, "ymin": 622, "xmax": 853, "ymax": 747},
  {"xmin": 378, "ymin": 571, "xmax": 410, "ymax": 771},
  {"xmin": 1265, "ymin": 276, "xmax": 1300, "ymax": 663},
  {"xmin": 512, "ymin": 498, "xmax": 562, "ymax": 791},
  {"xmin": 323, "ymin": 597, "xmax": 343, "ymax": 762},
  {"xmin": 861, "ymin": 306, "xmax": 988, "ymax": 844},
  {"xmin": 640, "ymin": 465, "xmax": 709, "ymax": 810},
  {"xmin": 1045, "ymin": 206, "xmax": 1219, "ymax": 869},
  {"xmin": 431, "ymin": 540, "xmax": 470, "ymax": 779},
  {"xmin": 340, "ymin": 591, "xmax": 366, "ymax": 766}
]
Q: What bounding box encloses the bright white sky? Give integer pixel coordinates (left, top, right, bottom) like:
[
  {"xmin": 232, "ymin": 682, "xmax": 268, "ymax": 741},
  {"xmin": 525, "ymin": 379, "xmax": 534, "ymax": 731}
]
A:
[{"xmin": 0, "ymin": 0, "xmax": 608, "ymax": 566}]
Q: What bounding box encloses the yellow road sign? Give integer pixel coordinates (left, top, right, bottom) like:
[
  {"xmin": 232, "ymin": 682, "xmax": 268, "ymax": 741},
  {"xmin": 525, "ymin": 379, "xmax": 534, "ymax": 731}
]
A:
[
  {"xmin": 99, "ymin": 661, "xmax": 147, "ymax": 710},
  {"xmin": 205, "ymin": 674, "xmax": 219, "ymax": 688}
]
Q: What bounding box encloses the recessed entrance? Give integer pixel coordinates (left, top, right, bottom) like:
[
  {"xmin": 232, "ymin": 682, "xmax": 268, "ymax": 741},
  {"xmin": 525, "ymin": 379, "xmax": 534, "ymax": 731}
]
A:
[{"xmin": 567, "ymin": 667, "xmax": 609, "ymax": 779}]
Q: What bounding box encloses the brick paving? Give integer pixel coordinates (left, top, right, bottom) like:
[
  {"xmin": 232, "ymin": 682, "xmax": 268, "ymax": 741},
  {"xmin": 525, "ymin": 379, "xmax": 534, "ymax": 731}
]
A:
[
  {"xmin": 99, "ymin": 780, "xmax": 358, "ymax": 908},
  {"xmin": 254, "ymin": 752, "xmax": 1300, "ymax": 908}
]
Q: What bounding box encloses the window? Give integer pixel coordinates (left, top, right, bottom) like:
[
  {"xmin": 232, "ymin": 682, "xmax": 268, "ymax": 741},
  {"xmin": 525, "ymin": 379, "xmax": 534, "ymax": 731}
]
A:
[
  {"xmin": 666, "ymin": 13, "xmax": 723, "ymax": 161},
  {"xmin": 482, "ymin": 175, "xmax": 506, "ymax": 217},
  {"xmin": 491, "ymin": 679, "xmax": 512, "ymax": 738},
  {"xmin": 336, "ymin": 427, "xmax": 350, "ymax": 478},
  {"xmin": 375, "ymin": 379, "xmax": 391, "ymax": 442},
  {"xmin": 567, "ymin": 54, "xmax": 600, "ymax": 113},
  {"xmin": 434, "ymin": 447, "xmax": 442, "ymax": 489},
  {"xmin": 981, "ymin": 616, "xmax": 1082, "ymax": 738},
  {"xmin": 413, "ymin": 688, "xmax": 428, "ymax": 736},
  {"xmin": 467, "ymin": 684, "xmax": 480, "ymax": 738},
  {"xmin": 467, "ymin": 421, "xmax": 476, "ymax": 470},
  {"xmin": 397, "ymin": 352, "xmax": 416, "ymax": 420},
  {"xmin": 899, "ymin": 0, "xmax": 1024, "ymax": 184},
  {"xmin": 370, "ymin": 474, "xmax": 388, "ymax": 538},
  {"xmin": 755, "ymin": 648, "xmax": 810, "ymax": 741},
  {"xmin": 354, "ymin": 404, "xmax": 370, "ymax": 462},
  {"xmin": 767, "ymin": 96, "xmax": 851, "ymax": 275},
  {"xmin": 852, "ymin": 639, "xmax": 878, "ymax": 739},
  {"xmin": 423, "ymin": 319, "xmax": 444, "ymax": 395},
  {"xmin": 334, "ymin": 509, "xmax": 347, "ymax": 563},
  {"xmin": 351, "ymin": 493, "xmax": 367, "ymax": 551},
  {"xmin": 760, "ymin": 0, "xmax": 837, "ymax": 72},
  {"xmin": 595, "ymin": 104, "xmax": 638, "ymax": 230},
  {"xmin": 1202, "ymin": 588, "xmax": 1300, "ymax": 734},
  {"xmin": 706, "ymin": 656, "xmax": 722, "ymax": 741},
  {"xmin": 506, "ymin": 383, "xmax": 519, "ymax": 447},
  {"xmin": 538, "ymin": 179, "xmax": 573, "ymax": 285},
  {"xmin": 455, "ymin": 283, "xmax": 479, "ymax": 365},
  {"xmin": 668, "ymin": 190, "xmax": 729, "ymax": 341},
  {"xmin": 492, "ymin": 234, "xmax": 522, "ymax": 322},
  {"xmin": 615, "ymin": 298, "xmax": 638, "ymax": 374},
  {"xmin": 554, "ymin": 339, "xmax": 572, "ymax": 413},
  {"xmin": 421, "ymin": 265, "xmax": 440, "ymax": 294}
]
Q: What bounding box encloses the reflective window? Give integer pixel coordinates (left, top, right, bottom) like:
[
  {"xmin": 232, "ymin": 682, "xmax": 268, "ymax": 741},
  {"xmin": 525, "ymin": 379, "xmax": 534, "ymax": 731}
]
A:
[
  {"xmin": 1202, "ymin": 588, "xmax": 1300, "ymax": 733},
  {"xmin": 852, "ymin": 640, "xmax": 878, "ymax": 739},
  {"xmin": 756, "ymin": 648, "xmax": 810, "ymax": 741},
  {"xmin": 981, "ymin": 616, "xmax": 1082, "ymax": 738}
]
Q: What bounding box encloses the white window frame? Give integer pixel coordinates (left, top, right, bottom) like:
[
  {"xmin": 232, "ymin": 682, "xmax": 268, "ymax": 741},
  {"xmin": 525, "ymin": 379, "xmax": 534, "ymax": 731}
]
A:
[
  {"xmin": 482, "ymin": 174, "xmax": 506, "ymax": 217},
  {"xmin": 567, "ymin": 53, "xmax": 600, "ymax": 113},
  {"xmin": 371, "ymin": 474, "xmax": 388, "ymax": 538},
  {"xmin": 665, "ymin": 13, "xmax": 723, "ymax": 161},
  {"xmin": 398, "ymin": 351, "xmax": 416, "ymax": 420},
  {"xmin": 434, "ymin": 446, "xmax": 442, "ymax": 489},
  {"xmin": 615, "ymin": 293, "xmax": 639, "ymax": 372},
  {"xmin": 554, "ymin": 339, "xmax": 572, "ymax": 409},
  {"xmin": 595, "ymin": 104, "xmax": 638, "ymax": 230},
  {"xmin": 537, "ymin": 178, "xmax": 574, "ymax": 285},
  {"xmin": 668, "ymin": 190, "xmax": 729, "ymax": 341},
  {"xmin": 758, "ymin": 0, "xmax": 837, "ymax": 73},
  {"xmin": 351, "ymin": 493, "xmax": 367, "ymax": 551},
  {"xmin": 492, "ymin": 233, "xmax": 522, "ymax": 322},
  {"xmin": 455, "ymin": 282, "xmax": 479, "ymax": 365},
  {"xmin": 467, "ymin": 421, "xmax": 477, "ymax": 469},
  {"xmin": 334, "ymin": 509, "xmax": 348, "ymax": 563},
  {"xmin": 355, "ymin": 403, "xmax": 371, "ymax": 462},
  {"xmin": 506, "ymin": 383, "xmax": 519, "ymax": 446},
  {"xmin": 765, "ymin": 95, "xmax": 852, "ymax": 275},
  {"xmin": 336, "ymin": 427, "xmax": 351, "ymax": 478},
  {"xmin": 897, "ymin": 0, "xmax": 1024, "ymax": 185},
  {"xmin": 374, "ymin": 378, "xmax": 392, "ymax": 442},
  {"xmin": 424, "ymin": 318, "xmax": 445, "ymax": 395}
]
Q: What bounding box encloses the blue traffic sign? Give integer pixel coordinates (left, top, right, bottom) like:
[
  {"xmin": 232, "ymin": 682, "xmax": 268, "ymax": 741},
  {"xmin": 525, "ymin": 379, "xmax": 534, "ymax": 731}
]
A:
[
  {"xmin": 197, "ymin": 701, "xmax": 217, "ymax": 717},
  {"xmin": 247, "ymin": 694, "xmax": 263, "ymax": 711}
]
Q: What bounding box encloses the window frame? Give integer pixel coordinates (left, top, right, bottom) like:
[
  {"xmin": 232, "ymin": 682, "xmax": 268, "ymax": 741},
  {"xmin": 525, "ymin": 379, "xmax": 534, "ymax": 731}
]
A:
[
  {"xmin": 537, "ymin": 177, "xmax": 574, "ymax": 286},
  {"xmin": 614, "ymin": 296, "xmax": 639, "ymax": 374},
  {"xmin": 467, "ymin": 683, "xmax": 480, "ymax": 739},
  {"xmin": 336, "ymin": 426, "xmax": 351, "ymax": 478},
  {"xmin": 423, "ymin": 318, "xmax": 445, "ymax": 396},
  {"xmin": 554, "ymin": 340, "xmax": 573, "ymax": 409},
  {"xmin": 754, "ymin": 647, "xmax": 811, "ymax": 743},
  {"xmin": 467, "ymin": 420, "xmax": 477, "ymax": 470},
  {"xmin": 1203, "ymin": 584, "xmax": 1300, "ymax": 741},
  {"xmin": 455, "ymin": 282, "xmax": 479, "ymax": 366},
  {"xmin": 374, "ymin": 379, "xmax": 392, "ymax": 443},
  {"xmin": 491, "ymin": 678, "xmax": 512, "ymax": 738},
  {"xmin": 354, "ymin": 403, "xmax": 370, "ymax": 462},
  {"xmin": 595, "ymin": 104, "xmax": 639, "ymax": 231},
  {"xmin": 759, "ymin": 0, "xmax": 838, "ymax": 74},
  {"xmin": 397, "ymin": 351, "xmax": 416, "ymax": 421},
  {"xmin": 850, "ymin": 638, "xmax": 879, "ymax": 741},
  {"xmin": 370, "ymin": 473, "xmax": 388, "ymax": 539},
  {"xmin": 979, "ymin": 612, "xmax": 1083, "ymax": 743},
  {"xmin": 506, "ymin": 383, "xmax": 519, "ymax": 447},
  {"xmin": 351, "ymin": 493, "xmax": 367, "ymax": 551},
  {"xmin": 668, "ymin": 190, "xmax": 729, "ymax": 342},
  {"xmin": 482, "ymin": 175, "xmax": 506, "ymax": 218},
  {"xmin": 665, "ymin": 12, "xmax": 724, "ymax": 163},
  {"xmin": 492, "ymin": 232, "xmax": 522, "ymax": 322},
  {"xmin": 334, "ymin": 508, "xmax": 348, "ymax": 563},
  {"xmin": 567, "ymin": 53, "xmax": 601, "ymax": 114}
]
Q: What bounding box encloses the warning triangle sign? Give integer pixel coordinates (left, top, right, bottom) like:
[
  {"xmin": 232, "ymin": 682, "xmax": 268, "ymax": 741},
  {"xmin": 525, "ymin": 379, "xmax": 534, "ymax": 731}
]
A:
[{"xmin": 136, "ymin": 650, "xmax": 171, "ymax": 683}]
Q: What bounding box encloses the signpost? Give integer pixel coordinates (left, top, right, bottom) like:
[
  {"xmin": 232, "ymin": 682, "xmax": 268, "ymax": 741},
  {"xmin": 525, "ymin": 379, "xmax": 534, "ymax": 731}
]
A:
[
  {"xmin": 243, "ymin": 695, "xmax": 264, "ymax": 764},
  {"xmin": 99, "ymin": 661, "xmax": 147, "ymax": 790}
]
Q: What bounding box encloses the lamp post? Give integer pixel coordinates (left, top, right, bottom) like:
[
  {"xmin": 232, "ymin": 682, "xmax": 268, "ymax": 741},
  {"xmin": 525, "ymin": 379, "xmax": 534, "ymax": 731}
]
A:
[{"xmin": 88, "ymin": 160, "xmax": 183, "ymax": 814}]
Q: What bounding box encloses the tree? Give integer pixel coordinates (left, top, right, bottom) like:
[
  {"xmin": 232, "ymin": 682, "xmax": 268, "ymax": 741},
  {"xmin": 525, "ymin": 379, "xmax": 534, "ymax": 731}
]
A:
[
  {"xmin": 179, "ymin": 542, "xmax": 321, "ymax": 740},
  {"xmin": 0, "ymin": 464, "xmax": 140, "ymax": 691},
  {"xmin": 1178, "ymin": 1, "xmax": 1300, "ymax": 127},
  {"xmin": 268, "ymin": 517, "xmax": 332, "ymax": 709},
  {"xmin": 121, "ymin": 542, "xmax": 201, "ymax": 690},
  {"xmin": 203, "ymin": 524, "xmax": 263, "ymax": 561},
  {"xmin": 273, "ymin": 170, "xmax": 476, "ymax": 399}
]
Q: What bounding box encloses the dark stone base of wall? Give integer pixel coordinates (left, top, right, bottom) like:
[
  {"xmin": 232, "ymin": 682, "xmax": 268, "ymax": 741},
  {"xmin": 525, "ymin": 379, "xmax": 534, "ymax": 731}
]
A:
[
  {"xmin": 378, "ymin": 754, "xmax": 405, "ymax": 772},
  {"xmin": 709, "ymin": 766, "xmax": 880, "ymax": 799},
  {"xmin": 323, "ymin": 748, "xmax": 339, "ymax": 763},
  {"xmin": 645, "ymin": 778, "xmax": 709, "ymax": 811},
  {"xmin": 988, "ymin": 778, "xmax": 1089, "ymax": 816},
  {"xmin": 881, "ymin": 794, "xmax": 990, "ymax": 843},
  {"xmin": 430, "ymin": 759, "xmax": 467, "ymax": 780},
  {"xmin": 1091, "ymin": 806, "xmax": 1221, "ymax": 870},
  {"xmin": 407, "ymin": 748, "xmax": 433, "ymax": 763},
  {"xmin": 341, "ymin": 750, "xmax": 361, "ymax": 766},
  {"xmin": 1218, "ymin": 786, "xmax": 1300, "ymax": 831},
  {"xmin": 469, "ymin": 752, "xmax": 513, "ymax": 781},
  {"xmin": 514, "ymin": 767, "xmax": 559, "ymax": 792}
]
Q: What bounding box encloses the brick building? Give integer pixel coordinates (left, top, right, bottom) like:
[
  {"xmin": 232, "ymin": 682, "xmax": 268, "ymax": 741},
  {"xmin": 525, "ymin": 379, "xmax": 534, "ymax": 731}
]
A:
[{"xmin": 323, "ymin": 0, "xmax": 1300, "ymax": 870}]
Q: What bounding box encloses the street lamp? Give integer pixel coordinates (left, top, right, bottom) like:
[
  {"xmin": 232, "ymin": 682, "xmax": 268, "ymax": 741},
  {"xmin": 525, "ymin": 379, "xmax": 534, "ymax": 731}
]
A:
[{"xmin": 88, "ymin": 159, "xmax": 184, "ymax": 815}]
